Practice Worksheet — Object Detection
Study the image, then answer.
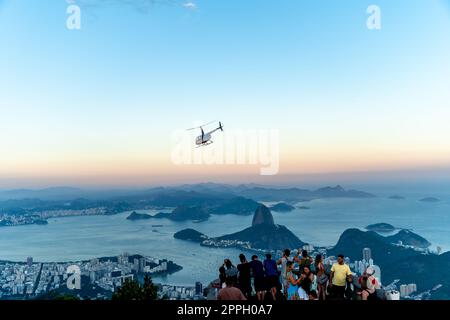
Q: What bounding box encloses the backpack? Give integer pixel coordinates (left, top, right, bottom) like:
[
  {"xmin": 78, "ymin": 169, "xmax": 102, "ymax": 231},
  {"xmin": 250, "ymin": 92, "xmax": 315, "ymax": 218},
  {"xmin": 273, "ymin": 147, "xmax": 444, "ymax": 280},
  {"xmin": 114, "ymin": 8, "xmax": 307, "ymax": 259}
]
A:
[
  {"xmin": 365, "ymin": 289, "xmax": 380, "ymax": 301},
  {"xmin": 345, "ymin": 280, "xmax": 354, "ymax": 300}
]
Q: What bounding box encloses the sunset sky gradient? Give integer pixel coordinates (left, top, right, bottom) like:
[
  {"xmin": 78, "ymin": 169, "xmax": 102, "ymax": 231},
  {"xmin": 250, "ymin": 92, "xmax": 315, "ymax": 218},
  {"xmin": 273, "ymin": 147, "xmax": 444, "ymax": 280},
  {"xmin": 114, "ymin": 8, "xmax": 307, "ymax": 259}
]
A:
[{"xmin": 1, "ymin": 0, "xmax": 449, "ymax": 188}]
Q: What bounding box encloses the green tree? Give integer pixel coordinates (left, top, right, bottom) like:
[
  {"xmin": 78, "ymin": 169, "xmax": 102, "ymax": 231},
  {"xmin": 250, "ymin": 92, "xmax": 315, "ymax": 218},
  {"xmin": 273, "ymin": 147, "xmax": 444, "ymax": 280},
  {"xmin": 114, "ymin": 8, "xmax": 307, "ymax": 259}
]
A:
[
  {"xmin": 54, "ymin": 294, "xmax": 80, "ymax": 301},
  {"xmin": 112, "ymin": 275, "xmax": 157, "ymax": 301},
  {"xmin": 142, "ymin": 274, "xmax": 158, "ymax": 300}
]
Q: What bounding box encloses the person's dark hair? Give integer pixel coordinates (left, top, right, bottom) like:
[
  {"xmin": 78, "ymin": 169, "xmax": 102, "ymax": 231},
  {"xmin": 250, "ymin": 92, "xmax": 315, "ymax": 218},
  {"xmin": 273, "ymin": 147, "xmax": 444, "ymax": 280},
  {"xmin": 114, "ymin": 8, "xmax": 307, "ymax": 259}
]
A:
[
  {"xmin": 361, "ymin": 276, "xmax": 368, "ymax": 290},
  {"xmin": 302, "ymin": 250, "xmax": 308, "ymax": 258},
  {"xmin": 239, "ymin": 254, "xmax": 247, "ymax": 263},
  {"xmin": 225, "ymin": 276, "xmax": 234, "ymax": 286},
  {"xmin": 315, "ymin": 254, "xmax": 322, "ymax": 264},
  {"xmin": 309, "ymin": 290, "xmax": 318, "ymax": 299},
  {"xmin": 266, "ymin": 253, "xmax": 272, "ymax": 260},
  {"xmin": 287, "ymin": 261, "xmax": 294, "ymax": 268},
  {"xmin": 284, "ymin": 249, "xmax": 291, "ymax": 256},
  {"xmin": 338, "ymin": 254, "xmax": 344, "ymax": 259},
  {"xmin": 251, "ymin": 255, "xmax": 258, "ymax": 261},
  {"xmin": 303, "ymin": 266, "xmax": 310, "ymax": 274},
  {"xmin": 225, "ymin": 259, "xmax": 233, "ymax": 268}
]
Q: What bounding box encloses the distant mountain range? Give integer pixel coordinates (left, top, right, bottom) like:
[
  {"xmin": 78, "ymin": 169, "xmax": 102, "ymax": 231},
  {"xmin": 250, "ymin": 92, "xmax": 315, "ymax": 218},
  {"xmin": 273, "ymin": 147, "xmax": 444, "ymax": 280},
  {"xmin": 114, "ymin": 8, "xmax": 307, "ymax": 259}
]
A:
[
  {"xmin": 0, "ymin": 187, "xmax": 85, "ymax": 201},
  {"xmin": 0, "ymin": 183, "xmax": 375, "ymax": 202},
  {"xmin": 236, "ymin": 185, "xmax": 376, "ymax": 202},
  {"xmin": 0, "ymin": 183, "xmax": 378, "ymax": 219},
  {"xmin": 148, "ymin": 197, "xmax": 262, "ymax": 222}
]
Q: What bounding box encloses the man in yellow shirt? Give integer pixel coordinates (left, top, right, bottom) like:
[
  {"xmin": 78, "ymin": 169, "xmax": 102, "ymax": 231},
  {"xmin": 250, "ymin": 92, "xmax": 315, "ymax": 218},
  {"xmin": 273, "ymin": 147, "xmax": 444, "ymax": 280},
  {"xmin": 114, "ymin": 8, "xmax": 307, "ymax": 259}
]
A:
[{"xmin": 329, "ymin": 254, "xmax": 352, "ymax": 300}]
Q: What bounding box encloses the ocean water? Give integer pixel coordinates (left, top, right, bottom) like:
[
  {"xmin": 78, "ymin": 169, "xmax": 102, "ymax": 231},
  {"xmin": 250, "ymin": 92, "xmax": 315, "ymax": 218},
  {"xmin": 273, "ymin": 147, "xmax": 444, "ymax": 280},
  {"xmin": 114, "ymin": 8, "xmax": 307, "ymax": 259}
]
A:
[{"xmin": 0, "ymin": 193, "xmax": 449, "ymax": 286}]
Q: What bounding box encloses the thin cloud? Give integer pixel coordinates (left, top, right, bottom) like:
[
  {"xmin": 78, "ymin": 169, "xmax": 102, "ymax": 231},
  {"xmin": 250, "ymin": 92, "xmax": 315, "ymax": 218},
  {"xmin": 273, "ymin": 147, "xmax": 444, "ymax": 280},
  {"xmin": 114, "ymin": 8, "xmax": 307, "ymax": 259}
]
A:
[
  {"xmin": 183, "ymin": 2, "xmax": 196, "ymax": 10},
  {"xmin": 66, "ymin": 0, "xmax": 182, "ymax": 14}
]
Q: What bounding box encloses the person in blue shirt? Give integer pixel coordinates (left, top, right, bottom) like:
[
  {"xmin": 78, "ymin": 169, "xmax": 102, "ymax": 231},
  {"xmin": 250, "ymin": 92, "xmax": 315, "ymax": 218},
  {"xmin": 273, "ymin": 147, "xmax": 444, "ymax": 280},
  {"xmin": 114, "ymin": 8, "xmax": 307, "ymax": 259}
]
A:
[
  {"xmin": 263, "ymin": 253, "xmax": 279, "ymax": 300},
  {"xmin": 249, "ymin": 255, "xmax": 265, "ymax": 301}
]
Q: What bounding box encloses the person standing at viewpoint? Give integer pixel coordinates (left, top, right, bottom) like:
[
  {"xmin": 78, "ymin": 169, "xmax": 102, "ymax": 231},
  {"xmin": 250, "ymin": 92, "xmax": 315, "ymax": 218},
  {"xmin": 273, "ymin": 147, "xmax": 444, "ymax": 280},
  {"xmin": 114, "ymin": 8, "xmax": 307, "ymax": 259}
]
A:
[{"xmin": 329, "ymin": 254, "xmax": 352, "ymax": 300}]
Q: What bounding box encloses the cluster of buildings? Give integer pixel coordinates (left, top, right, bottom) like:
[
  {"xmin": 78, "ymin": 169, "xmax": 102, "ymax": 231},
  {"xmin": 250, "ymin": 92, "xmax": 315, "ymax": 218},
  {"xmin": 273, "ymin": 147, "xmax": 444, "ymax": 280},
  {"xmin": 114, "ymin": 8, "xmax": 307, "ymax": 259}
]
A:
[
  {"xmin": 0, "ymin": 257, "xmax": 39, "ymax": 298},
  {"xmin": 0, "ymin": 253, "xmax": 181, "ymax": 300},
  {"xmin": 399, "ymin": 283, "xmax": 418, "ymax": 298},
  {"xmin": 346, "ymin": 248, "xmax": 419, "ymax": 300},
  {"xmin": 38, "ymin": 207, "xmax": 109, "ymax": 219},
  {"xmin": 0, "ymin": 214, "xmax": 46, "ymax": 227},
  {"xmin": 0, "ymin": 246, "xmax": 426, "ymax": 301},
  {"xmin": 201, "ymin": 239, "xmax": 253, "ymax": 250},
  {"xmin": 157, "ymin": 282, "xmax": 205, "ymax": 300},
  {"xmin": 0, "ymin": 207, "xmax": 110, "ymax": 227},
  {"xmin": 350, "ymin": 248, "xmax": 382, "ymax": 283}
]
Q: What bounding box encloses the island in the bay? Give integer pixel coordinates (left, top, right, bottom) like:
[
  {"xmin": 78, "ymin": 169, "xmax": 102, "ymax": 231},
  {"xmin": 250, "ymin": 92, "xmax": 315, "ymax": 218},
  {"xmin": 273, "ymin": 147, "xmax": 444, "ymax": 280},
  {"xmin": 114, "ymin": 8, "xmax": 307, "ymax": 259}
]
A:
[
  {"xmin": 388, "ymin": 195, "xmax": 405, "ymax": 200},
  {"xmin": 153, "ymin": 206, "xmax": 210, "ymax": 222},
  {"xmin": 174, "ymin": 228, "xmax": 209, "ymax": 242},
  {"xmin": 366, "ymin": 222, "xmax": 396, "ymax": 233},
  {"xmin": 269, "ymin": 202, "xmax": 296, "ymax": 212},
  {"xmin": 420, "ymin": 197, "xmax": 441, "ymax": 203},
  {"xmin": 126, "ymin": 211, "xmax": 152, "ymax": 220}
]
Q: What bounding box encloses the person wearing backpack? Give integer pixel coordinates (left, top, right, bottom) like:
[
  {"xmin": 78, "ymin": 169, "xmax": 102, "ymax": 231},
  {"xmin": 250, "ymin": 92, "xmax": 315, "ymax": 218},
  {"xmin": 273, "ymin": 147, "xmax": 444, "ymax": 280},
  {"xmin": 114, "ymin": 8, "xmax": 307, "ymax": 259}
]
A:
[{"xmin": 359, "ymin": 266, "xmax": 381, "ymax": 301}]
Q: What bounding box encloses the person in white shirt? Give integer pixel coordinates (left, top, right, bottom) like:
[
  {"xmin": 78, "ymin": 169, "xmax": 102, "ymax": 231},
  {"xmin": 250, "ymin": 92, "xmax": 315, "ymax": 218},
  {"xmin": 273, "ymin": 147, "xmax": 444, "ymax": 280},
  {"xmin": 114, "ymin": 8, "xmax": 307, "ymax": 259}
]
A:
[
  {"xmin": 277, "ymin": 249, "xmax": 292, "ymax": 295},
  {"xmin": 359, "ymin": 266, "xmax": 380, "ymax": 300}
]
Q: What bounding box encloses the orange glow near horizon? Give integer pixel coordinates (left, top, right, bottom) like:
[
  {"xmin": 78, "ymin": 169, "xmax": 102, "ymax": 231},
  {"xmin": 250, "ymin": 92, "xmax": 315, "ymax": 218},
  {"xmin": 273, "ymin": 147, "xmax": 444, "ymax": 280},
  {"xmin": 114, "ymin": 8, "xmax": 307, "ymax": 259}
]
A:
[{"xmin": 2, "ymin": 146, "xmax": 450, "ymax": 184}]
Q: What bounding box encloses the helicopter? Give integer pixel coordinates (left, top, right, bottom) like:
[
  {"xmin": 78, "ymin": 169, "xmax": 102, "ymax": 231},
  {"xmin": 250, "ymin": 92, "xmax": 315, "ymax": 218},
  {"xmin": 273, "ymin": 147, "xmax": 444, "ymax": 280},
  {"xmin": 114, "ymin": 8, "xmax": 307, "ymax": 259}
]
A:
[{"xmin": 187, "ymin": 121, "xmax": 224, "ymax": 147}]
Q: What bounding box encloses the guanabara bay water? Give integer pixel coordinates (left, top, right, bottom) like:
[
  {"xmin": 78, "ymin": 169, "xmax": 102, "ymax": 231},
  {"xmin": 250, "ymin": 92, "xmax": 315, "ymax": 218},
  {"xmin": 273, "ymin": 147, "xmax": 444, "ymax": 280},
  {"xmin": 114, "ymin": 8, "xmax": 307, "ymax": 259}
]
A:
[{"xmin": 1, "ymin": 186, "xmax": 449, "ymax": 289}]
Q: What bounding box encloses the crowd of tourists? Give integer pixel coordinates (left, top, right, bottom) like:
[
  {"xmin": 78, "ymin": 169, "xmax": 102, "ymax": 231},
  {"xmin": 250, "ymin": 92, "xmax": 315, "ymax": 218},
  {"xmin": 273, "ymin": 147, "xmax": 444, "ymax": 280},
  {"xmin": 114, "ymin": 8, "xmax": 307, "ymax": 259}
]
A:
[{"xmin": 216, "ymin": 250, "xmax": 381, "ymax": 301}]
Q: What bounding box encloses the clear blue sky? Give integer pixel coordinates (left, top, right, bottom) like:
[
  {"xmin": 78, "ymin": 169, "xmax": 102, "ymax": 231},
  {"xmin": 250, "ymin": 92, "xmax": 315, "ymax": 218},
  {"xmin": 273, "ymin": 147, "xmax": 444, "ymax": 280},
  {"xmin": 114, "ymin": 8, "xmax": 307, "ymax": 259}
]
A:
[{"xmin": 1, "ymin": 0, "xmax": 450, "ymax": 187}]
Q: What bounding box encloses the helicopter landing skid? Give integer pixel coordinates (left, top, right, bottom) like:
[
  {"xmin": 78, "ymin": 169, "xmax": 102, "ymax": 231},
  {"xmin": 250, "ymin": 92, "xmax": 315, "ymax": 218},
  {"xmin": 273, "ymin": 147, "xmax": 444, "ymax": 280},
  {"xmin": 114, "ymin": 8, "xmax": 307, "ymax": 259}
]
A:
[{"xmin": 197, "ymin": 141, "xmax": 214, "ymax": 148}]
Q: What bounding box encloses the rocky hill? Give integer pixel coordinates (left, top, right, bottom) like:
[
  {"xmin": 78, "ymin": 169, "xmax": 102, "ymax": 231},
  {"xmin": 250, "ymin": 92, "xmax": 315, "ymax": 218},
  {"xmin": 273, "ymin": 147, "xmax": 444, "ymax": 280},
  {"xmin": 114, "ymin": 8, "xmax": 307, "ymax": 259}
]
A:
[
  {"xmin": 174, "ymin": 205, "xmax": 304, "ymax": 250},
  {"xmin": 154, "ymin": 206, "xmax": 210, "ymax": 222}
]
